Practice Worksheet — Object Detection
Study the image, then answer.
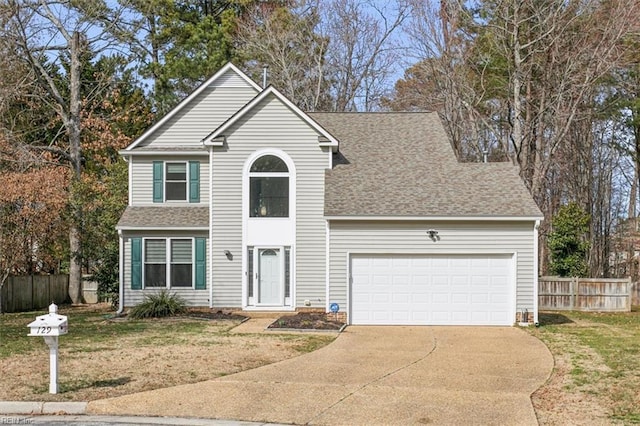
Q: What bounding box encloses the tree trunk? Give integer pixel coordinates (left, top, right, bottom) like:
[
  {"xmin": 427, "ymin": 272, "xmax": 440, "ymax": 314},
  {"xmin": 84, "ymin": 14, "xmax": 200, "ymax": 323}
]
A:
[{"xmin": 68, "ymin": 31, "xmax": 83, "ymax": 304}]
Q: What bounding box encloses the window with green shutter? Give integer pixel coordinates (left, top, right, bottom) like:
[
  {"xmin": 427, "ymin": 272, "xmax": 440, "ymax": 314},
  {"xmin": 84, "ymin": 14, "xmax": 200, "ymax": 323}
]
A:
[
  {"xmin": 189, "ymin": 161, "xmax": 200, "ymax": 203},
  {"xmin": 134, "ymin": 237, "xmax": 206, "ymax": 289},
  {"xmin": 153, "ymin": 161, "xmax": 200, "ymax": 203},
  {"xmin": 195, "ymin": 238, "xmax": 206, "ymax": 289},
  {"xmin": 152, "ymin": 162, "xmax": 163, "ymax": 203}
]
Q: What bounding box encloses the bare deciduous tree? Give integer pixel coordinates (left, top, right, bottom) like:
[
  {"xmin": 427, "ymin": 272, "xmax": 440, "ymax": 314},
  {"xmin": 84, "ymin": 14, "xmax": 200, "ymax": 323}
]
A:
[
  {"xmin": 1, "ymin": 0, "xmax": 129, "ymax": 303},
  {"xmin": 322, "ymin": 0, "xmax": 410, "ymax": 111},
  {"xmin": 237, "ymin": 0, "xmax": 331, "ymax": 111}
]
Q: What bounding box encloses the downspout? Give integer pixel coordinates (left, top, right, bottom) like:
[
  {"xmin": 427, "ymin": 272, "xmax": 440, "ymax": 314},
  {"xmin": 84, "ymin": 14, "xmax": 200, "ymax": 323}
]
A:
[
  {"xmin": 533, "ymin": 220, "xmax": 540, "ymax": 325},
  {"xmin": 117, "ymin": 229, "xmax": 124, "ymax": 314},
  {"xmin": 325, "ymin": 220, "xmax": 330, "ymax": 313},
  {"xmin": 209, "ymin": 146, "xmax": 214, "ymax": 308}
]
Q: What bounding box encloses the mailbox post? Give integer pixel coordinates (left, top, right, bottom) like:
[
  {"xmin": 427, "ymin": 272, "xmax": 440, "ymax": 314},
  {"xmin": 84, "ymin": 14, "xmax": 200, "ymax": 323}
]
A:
[{"xmin": 27, "ymin": 303, "xmax": 68, "ymax": 394}]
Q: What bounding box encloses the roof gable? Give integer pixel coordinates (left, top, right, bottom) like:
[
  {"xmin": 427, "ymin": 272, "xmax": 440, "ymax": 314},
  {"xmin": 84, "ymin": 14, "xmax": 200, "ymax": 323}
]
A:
[
  {"xmin": 202, "ymin": 86, "xmax": 339, "ymax": 150},
  {"xmin": 124, "ymin": 63, "xmax": 261, "ymax": 151}
]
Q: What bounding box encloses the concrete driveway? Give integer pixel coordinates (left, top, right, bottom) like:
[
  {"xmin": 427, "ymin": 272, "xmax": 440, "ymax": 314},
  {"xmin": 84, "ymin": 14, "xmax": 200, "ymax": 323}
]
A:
[{"xmin": 88, "ymin": 326, "xmax": 553, "ymax": 425}]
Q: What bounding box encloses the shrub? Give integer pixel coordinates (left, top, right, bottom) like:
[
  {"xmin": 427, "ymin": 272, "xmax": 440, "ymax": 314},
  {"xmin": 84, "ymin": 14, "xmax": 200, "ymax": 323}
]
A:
[{"xmin": 128, "ymin": 290, "xmax": 187, "ymax": 319}]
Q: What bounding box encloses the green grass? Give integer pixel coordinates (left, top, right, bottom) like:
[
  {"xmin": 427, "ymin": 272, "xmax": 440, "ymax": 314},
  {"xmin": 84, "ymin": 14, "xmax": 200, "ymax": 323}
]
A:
[
  {"xmin": 530, "ymin": 309, "xmax": 640, "ymax": 423},
  {"xmin": 0, "ymin": 305, "xmax": 207, "ymax": 359}
]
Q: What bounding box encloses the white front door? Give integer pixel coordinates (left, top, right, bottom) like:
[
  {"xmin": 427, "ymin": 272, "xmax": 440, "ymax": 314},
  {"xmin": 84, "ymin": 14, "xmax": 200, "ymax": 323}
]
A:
[{"xmin": 257, "ymin": 248, "xmax": 282, "ymax": 305}]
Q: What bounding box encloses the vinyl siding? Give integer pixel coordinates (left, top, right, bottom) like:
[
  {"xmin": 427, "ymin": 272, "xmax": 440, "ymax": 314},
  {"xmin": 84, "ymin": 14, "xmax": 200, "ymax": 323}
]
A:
[
  {"xmin": 137, "ymin": 86, "xmax": 258, "ymax": 148},
  {"xmin": 130, "ymin": 156, "xmax": 209, "ymax": 205},
  {"xmin": 328, "ymin": 221, "xmax": 536, "ymax": 316},
  {"xmin": 213, "ymin": 70, "xmax": 256, "ymax": 87},
  {"xmin": 211, "ymin": 95, "xmax": 330, "ymax": 307},
  {"xmin": 122, "ymin": 231, "xmax": 209, "ymax": 307}
]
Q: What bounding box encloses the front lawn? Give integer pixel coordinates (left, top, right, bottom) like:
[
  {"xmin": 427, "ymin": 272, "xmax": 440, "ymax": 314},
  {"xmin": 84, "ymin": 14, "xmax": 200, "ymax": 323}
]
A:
[
  {"xmin": 529, "ymin": 309, "xmax": 640, "ymax": 425},
  {"xmin": 0, "ymin": 304, "xmax": 335, "ymax": 402}
]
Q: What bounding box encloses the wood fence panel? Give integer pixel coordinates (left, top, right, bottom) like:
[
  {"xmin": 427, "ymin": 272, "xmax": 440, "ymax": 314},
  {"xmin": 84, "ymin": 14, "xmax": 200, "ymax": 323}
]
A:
[
  {"xmin": 576, "ymin": 280, "xmax": 630, "ymax": 312},
  {"xmin": 632, "ymin": 282, "xmax": 640, "ymax": 306},
  {"xmin": 539, "ymin": 277, "xmax": 632, "ymax": 312},
  {"xmin": 32, "ymin": 276, "xmax": 51, "ymax": 309},
  {"xmin": 49, "ymin": 275, "xmax": 69, "ymax": 306},
  {"xmin": 11, "ymin": 276, "xmax": 33, "ymax": 312},
  {"xmin": 538, "ymin": 278, "xmax": 574, "ymax": 310},
  {"xmin": 1, "ymin": 275, "xmax": 69, "ymax": 313}
]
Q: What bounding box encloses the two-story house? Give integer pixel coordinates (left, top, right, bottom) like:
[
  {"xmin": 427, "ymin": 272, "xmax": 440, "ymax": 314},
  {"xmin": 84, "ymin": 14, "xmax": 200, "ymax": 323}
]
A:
[{"xmin": 116, "ymin": 63, "xmax": 543, "ymax": 326}]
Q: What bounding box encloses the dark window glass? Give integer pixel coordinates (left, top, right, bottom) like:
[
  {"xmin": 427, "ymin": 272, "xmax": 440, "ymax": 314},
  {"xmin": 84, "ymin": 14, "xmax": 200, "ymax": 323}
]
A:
[
  {"xmin": 145, "ymin": 240, "xmax": 166, "ymax": 287},
  {"xmin": 171, "ymin": 239, "xmax": 192, "ymax": 287},
  {"xmin": 250, "ymin": 155, "xmax": 288, "ymax": 172},
  {"xmin": 171, "ymin": 265, "xmax": 192, "ymax": 287},
  {"xmin": 145, "ymin": 265, "xmax": 166, "ymax": 287},
  {"xmin": 250, "ymin": 177, "xmax": 289, "ymax": 217},
  {"xmin": 166, "ymin": 163, "xmax": 187, "ymax": 201}
]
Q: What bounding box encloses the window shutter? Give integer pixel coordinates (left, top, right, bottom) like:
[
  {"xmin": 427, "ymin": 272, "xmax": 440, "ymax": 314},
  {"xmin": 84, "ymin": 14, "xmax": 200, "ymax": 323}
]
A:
[
  {"xmin": 189, "ymin": 161, "xmax": 200, "ymax": 203},
  {"xmin": 131, "ymin": 238, "xmax": 142, "ymax": 290},
  {"xmin": 153, "ymin": 161, "xmax": 163, "ymax": 203},
  {"xmin": 195, "ymin": 237, "xmax": 206, "ymax": 289}
]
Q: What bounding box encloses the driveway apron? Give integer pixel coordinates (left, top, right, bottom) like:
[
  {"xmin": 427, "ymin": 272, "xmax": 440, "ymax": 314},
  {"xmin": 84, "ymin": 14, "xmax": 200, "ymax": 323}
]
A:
[{"xmin": 88, "ymin": 326, "xmax": 553, "ymax": 425}]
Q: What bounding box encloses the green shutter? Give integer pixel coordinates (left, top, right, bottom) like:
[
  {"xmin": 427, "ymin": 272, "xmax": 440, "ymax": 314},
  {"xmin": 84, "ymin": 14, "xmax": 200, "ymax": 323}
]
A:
[
  {"xmin": 131, "ymin": 238, "xmax": 142, "ymax": 290},
  {"xmin": 153, "ymin": 161, "xmax": 163, "ymax": 203},
  {"xmin": 195, "ymin": 237, "xmax": 206, "ymax": 290},
  {"xmin": 189, "ymin": 161, "xmax": 200, "ymax": 203}
]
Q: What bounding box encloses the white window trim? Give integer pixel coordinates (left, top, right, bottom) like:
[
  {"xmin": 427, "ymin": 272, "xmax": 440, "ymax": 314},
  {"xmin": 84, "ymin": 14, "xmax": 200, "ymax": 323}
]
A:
[
  {"xmin": 248, "ymin": 157, "xmax": 290, "ymax": 218},
  {"xmin": 142, "ymin": 237, "xmax": 196, "ymax": 289},
  {"xmin": 242, "ymin": 149, "xmax": 297, "ymax": 310},
  {"xmin": 246, "ymin": 245, "xmax": 293, "ymax": 307},
  {"xmin": 164, "ymin": 161, "xmax": 190, "ymax": 203}
]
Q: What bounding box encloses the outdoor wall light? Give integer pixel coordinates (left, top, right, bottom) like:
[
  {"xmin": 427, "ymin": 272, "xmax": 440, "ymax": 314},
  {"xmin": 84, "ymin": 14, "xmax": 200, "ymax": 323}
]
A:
[
  {"xmin": 427, "ymin": 229, "xmax": 440, "ymax": 242},
  {"xmin": 223, "ymin": 250, "xmax": 233, "ymax": 260}
]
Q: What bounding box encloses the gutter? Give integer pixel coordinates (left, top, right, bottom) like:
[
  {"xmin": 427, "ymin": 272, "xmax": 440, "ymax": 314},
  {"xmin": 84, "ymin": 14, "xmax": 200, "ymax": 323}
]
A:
[{"xmin": 117, "ymin": 229, "xmax": 124, "ymax": 314}]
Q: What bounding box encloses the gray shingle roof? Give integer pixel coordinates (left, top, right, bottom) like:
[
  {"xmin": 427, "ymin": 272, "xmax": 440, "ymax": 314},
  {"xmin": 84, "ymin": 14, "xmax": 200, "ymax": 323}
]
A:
[
  {"xmin": 117, "ymin": 206, "xmax": 209, "ymax": 229},
  {"xmin": 310, "ymin": 112, "xmax": 542, "ymax": 218}
]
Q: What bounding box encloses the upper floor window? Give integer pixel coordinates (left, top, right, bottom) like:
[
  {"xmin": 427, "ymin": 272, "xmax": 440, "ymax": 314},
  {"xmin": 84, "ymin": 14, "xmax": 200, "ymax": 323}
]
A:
[
  {"xmin": 249, "ymin": 155, "xmax": 289, "ymax": 217},
  {"xmin": 166, "ymin": 162, "xmax": 187, "ymax": 201},
  {"xmin": 153, "ymin": 160, "xmax": 200, "ymax": 203}
]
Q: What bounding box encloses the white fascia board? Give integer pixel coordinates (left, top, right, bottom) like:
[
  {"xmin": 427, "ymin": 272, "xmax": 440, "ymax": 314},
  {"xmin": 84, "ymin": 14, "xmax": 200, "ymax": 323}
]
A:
[
  {"xmin": 115, "ymin": 226, "xmax": 209, "ymax": 231},
  {"xmin": 124, "ymin": 63, "xmax": 260, "ymax": 151},
  {"xmin": 324, "ymin": 215, "xmax": 544, "ymax": 221},
  {"xmin": 202, "ymin": 86, "xmax": 340, "ymax": 150},
  {"xmin": 119, "ymin": 150, "xmax": 208, "ymax": 157}
]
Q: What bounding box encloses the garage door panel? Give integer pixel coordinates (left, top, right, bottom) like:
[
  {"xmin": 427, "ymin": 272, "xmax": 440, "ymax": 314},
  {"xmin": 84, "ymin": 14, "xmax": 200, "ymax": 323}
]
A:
[{"xmin": 351, "ymin": 254, "xmax": 513, "ymax": 326}]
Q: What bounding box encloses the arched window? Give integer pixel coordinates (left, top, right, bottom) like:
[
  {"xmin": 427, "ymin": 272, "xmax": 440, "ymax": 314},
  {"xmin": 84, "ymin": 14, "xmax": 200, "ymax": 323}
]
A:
[{"xmin": 249, "ymin": 155, "xmax": 289, "ymax": 217}]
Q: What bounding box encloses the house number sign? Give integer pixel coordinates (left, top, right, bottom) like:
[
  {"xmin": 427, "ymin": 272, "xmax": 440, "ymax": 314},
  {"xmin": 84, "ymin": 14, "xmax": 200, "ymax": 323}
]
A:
[{"xmin": 34, "ymin": 326, "xmax": 54, "ymax": 335}]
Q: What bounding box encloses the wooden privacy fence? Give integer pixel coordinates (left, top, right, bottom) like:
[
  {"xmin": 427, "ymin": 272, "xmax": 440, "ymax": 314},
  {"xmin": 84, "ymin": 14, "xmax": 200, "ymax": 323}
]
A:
[
  {"xmin": 539, "ymin": 277, "xmax": 632, "ymax": 312},
  {"xmin": 1, "ymin": 275, "xmax": 69, "ymax": 313}
]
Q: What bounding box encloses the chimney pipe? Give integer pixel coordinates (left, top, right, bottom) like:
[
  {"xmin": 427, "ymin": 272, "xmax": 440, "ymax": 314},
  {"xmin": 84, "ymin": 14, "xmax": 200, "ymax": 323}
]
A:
[{"xmin": 262, "ymin": 66, "xmax": 269, "ymax": 88}]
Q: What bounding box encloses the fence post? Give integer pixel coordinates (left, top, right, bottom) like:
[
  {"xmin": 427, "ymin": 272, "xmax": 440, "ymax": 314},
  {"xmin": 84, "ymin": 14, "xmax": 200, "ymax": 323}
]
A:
[{"xmin": 573, "ymin": 277, "xmax": 579, "ymax": 310}]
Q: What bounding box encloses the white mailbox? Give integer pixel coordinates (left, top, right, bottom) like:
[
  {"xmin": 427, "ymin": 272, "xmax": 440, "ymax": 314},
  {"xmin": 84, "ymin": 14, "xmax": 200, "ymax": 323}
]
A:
[
  {"xmin": 28, "ymin": 303, "xmax": 68, "ymax": 336},
  {"xmin": 27, "ymin": 303, "xmax": 68, "ymax": 394}
]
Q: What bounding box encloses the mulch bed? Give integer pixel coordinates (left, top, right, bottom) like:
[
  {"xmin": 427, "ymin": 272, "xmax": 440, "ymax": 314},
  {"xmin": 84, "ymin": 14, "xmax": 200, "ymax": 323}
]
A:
[
  {"xmin": 181, "ymin": 309, "xmax": 247, "ymax": 321},
  {"xmin": 268, "ymin": 312, "xmax": 345, "ymax": 330}
]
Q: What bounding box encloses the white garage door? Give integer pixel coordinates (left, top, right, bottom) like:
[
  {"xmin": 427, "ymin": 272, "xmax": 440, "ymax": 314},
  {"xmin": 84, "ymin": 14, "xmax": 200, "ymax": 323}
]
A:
[{"xmin": 350, "ymin": 254, "xmax": 514, "ymax": 326}]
